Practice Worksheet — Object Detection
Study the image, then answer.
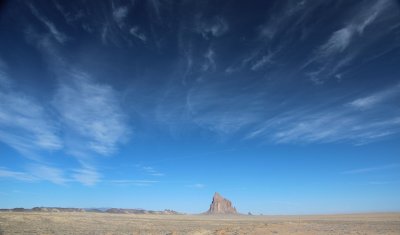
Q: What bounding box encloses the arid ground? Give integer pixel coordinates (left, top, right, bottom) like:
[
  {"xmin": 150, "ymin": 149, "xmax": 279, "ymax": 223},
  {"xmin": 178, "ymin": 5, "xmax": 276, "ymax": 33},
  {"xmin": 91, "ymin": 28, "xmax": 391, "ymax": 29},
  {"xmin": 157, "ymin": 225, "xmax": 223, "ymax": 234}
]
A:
[{"xmin": 0, "ymin": 212, "xmax": 399, "ymax": 234}]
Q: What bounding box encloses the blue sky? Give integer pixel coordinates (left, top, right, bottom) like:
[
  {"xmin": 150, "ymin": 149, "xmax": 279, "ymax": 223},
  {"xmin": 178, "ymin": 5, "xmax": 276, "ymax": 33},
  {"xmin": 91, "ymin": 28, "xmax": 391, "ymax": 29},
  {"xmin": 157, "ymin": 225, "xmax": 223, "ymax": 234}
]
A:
[{"xmin": 0, "ymin": 0, "xmax": 400, "ymax": 214}]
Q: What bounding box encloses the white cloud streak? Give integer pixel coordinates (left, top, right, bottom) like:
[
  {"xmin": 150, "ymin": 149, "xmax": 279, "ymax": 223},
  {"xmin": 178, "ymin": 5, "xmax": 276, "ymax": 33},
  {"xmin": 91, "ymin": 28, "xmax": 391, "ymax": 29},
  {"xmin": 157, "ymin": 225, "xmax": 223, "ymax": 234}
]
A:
[
  {"xmin": 113, "ymin": 5, "xmax": 129, "ymax": 28},
  {"xmin": 342, "ymin": 164, "xmax": 400, "ymax": 174},
  {"xmin": 319, "ymin": 27, "xmax": 353, "ymax": 57},
  {"xmin": 197, "ymin": 17, "xmax": 228, "ymax": 39},
  {"xmin": 186, "ymin": 84, "xmax": 262, "ymax": 135},
  {"xmin": 148, "ymin": 0, "xmax": 162, "ymax": 22},
  {"xmin": 0, "ymin": 164, "xmax": 154, "ymax": 187},
  {"xmin": 101, "ymin": 24, "xmax": 109, "ymax": 45},
  {"xmin": 348, "ymin": 83, "xmax": 400, "ymax": 109},
  {"xmin": 251, "ymin": 52, "xmax": 274, "ymax": 71},
  {"xmin": 202, "ymin": 48, "xmax": 216, "ymax": 72},
  {"xmin": 305, "ymin": 0, "xmax": 396, "ymax": 84},
  {"xmin": 319, "ymin": 0, "xmax": 392, "ymax": 58},
  {"xmin": 0, "ymin": 168, "xmax": 36, "ymax": 182},
  {"xmin": 5, "ymin": 5, "xmax": 132, "ymax": 187},
  {"xmin": 53, "ymin": 71, "xmax": 129, "ymax": 156},
  {"xmin": 0, "ymin": 76, "xmax": 62, "ymax": 157},
  {"xmin": 0, "ymin": 165, "xmax": 156, "ymax": 187},
  {"xmin": 129, "ymin": 26, "xmax": 147, "ymax": 42},
  {"xmin": 140, "ymin": 166, "xmax": 164, "ymax": 177},
  {"xmin": 258, "ymin": 0, "xmax": 311, "ymax": 41},
  {"xmin": 27, "ymin": 164, "xmax": 67, "ymax": 185},
  {"xmin": 186, "ymin": 183, "xmax": 205, "ymax": 189},
  {"xmin": 0, "ymin": 165, "xmax": 66, "ymax": 184},
  {"xmin": 28, "ymin": 3, "xmax": 68, "ymax": 44},
  {"xmin": 107, "ymin": 179, "xmax": 158, "ymax": 186},
  {"xmin": 247, "ymin": 108, "xmax": 400, "ymax": 145},
  {"xmin": 72, "ymin": 167, "xmax": 101, "ymax": 186},
  {"xmin": 0, "ymin": 165, "xmax": 100, "ymax": 186}
]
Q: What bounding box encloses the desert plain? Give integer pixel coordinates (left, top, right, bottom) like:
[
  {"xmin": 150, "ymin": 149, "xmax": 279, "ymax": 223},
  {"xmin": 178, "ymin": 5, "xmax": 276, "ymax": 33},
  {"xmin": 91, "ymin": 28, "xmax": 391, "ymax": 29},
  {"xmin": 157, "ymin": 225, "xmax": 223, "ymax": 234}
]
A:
[{"xmin": 0, "ymin": 212, "xmax": 399, "ymax": 235}]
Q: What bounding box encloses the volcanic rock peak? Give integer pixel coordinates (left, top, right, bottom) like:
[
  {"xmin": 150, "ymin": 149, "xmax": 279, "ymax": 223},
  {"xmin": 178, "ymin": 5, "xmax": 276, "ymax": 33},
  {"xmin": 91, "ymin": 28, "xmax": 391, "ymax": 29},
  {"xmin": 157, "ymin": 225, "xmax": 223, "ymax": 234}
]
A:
[{"xmin": 206, "ymin": 192, "xmax": 237, "ymax": 214}]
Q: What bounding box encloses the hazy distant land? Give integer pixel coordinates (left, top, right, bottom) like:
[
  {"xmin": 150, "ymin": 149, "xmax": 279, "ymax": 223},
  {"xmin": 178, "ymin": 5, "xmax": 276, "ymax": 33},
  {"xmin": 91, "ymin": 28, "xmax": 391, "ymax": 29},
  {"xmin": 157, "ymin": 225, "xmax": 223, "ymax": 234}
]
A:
[{"xmin": 1, "ymin": 193, "xmax": 399, "ymax": 234}]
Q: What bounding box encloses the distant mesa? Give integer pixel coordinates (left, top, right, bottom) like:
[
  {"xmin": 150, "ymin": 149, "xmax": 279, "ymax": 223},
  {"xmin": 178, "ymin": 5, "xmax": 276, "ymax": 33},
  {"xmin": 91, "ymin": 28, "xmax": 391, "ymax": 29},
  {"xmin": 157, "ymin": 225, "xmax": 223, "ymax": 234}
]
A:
[
  {"xmin": 106, "ymin": 208, "xmax": 180, "ymax": 215},
  {"xmin": 0, "ymin": 207, "xmax": 180, "ymax": 215},
  {"xmin": 205, "ymin": 192, "xmax": 237, "ymax": 215},
  {"xmin": 0, "ymin": 193, "xmax": 240, "ymax": 215},
  {"xmin": 32, "ymin": 207, "xmax": 85, "ymax": 212}
]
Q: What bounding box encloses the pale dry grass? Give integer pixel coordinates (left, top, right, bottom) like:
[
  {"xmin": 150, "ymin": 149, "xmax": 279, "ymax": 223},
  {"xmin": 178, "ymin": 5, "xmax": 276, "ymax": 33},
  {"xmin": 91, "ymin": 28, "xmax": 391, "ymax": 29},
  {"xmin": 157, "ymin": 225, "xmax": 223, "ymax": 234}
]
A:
[{"xmin": 0, "ymin": 212, "xmax": 399, "ymax": 234}]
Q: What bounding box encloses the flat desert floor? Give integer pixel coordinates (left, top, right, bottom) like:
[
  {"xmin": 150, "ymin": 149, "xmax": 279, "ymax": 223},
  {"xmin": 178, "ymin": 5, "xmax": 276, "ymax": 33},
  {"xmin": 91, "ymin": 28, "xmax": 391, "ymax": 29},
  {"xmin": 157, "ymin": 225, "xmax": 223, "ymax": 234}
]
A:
[{"xmin": 0, "ymin": 212, "xmax": 399, "ymax": 235}]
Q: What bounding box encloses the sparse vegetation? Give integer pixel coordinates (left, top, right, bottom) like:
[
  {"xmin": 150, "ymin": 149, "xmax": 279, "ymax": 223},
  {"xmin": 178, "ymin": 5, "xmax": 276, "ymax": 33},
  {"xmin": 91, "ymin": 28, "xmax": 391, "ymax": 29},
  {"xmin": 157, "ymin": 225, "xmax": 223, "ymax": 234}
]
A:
[{"xmin": 0, "ymin": 212, "xmax": 399, "ymax": 234}]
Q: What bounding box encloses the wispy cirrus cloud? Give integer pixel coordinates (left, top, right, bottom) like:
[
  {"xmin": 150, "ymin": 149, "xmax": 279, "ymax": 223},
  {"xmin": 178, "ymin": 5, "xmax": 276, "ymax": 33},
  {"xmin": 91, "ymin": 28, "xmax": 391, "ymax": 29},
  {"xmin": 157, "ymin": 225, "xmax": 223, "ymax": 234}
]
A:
[
  {"xmin": 52, "ymin": 0, "xmax": 84, "ymax": 25},
  {"xmin": 341, "ymin": 164, "xmax": 400, "ymax": 174},
  {"xmin": 226, "ymin": 47, "xmax": 280, "ymax": 74},
  {"xmin": 158, "ymin": 70, "xmax": 400, "ymax": 145},
  {"xmin": 201, "ymin": 48, "xmax": 216, "ymax": 72},
  {"xmin": 27, "ymin": 164, "xmax": 67, "ymax": 185},
  {"xmin": 196, "ymin": 16, "xmax": 228, "ymax": 39},
  {"xmin": 53, "ymin": 71, "xmax": 129, "ymax": 156},
  {"xmin": 147, "ymin": 0, "xmax": 162, "ymax": 22},
  {"xmin": 0, "ymin": 76, "xmax": 62, "ymax": 157},
  {"xmin": 250, "ymin": 52, "xmax": 275, "ymax": 71},
  {"xmin": 129, "ymin": 26, "xmax": 147, "ymax": 42},
  {"xmin": 112, "ymin": 5, "xmax": 129, "ymax": 28},
  {"xmin": 0, "ymin": 164, "xmax": 68, "ymax": 185},
  {"xmin": 0, "ymin": 168, "xmax": 36, "ymax": 182},
  {"xmin": 258, "ymin": 0, "xmax": 313, "ymax": 41},
  {"xmin": 18, "ymin": 13, "xmax": 131, "ymax": 186},
  {"xmin": 226, "ymin": 0, "xmax": 322, "ymax": 74},
  {"xmin": 23, "ymin": 25, "xmax": 67, "ymax": 68},
  {"xmin": 106, "ymin": 179, "xmax": 159, "ymax": 186},
  {"xmin": 304, "ymin": 0, "xmax": 397, "ymax": 84},
  {"xmin": 261, "ymin": 112, "xmax": 400, "ymax": 145},
  {"xmin": 348, "ymin": 83, "xmax": 400, "ymax": 109},
  {"xmin": 318, "ymin": 28, "xmax": 353, "ymax": 57},
  {"xmin": 72, "ymin": 167, "xmax": 101, "ymax": 186},
  {"xmin": 0, "ymin": 165, "xmax": 149, "ymax": 186},
  {"xmin": 186, "ymin": 183, "xmax": 205, "ymax": 189},
  {"xmin": 27, "ymin": 3, "xmax": 68, "ymax": 44},
  {"xmin": 320, "ymin": 1, "xmax": 391, "ymax": 58},
  {"xmin": 136, "ymin": 165, "xmax": 164, "ymax": 177},
  {"xmin": 225, "ymin": 51, "xmax": 258, "ymax": 74},
  {"xmin": 320, "ymin": 0, "xmax": 393, "ymax": 58},
  {"xmin": 186, "ymin": 83, "xmax": 262, "ymax": 135},
  {"xmin": 246, "ymin": 107, "xmax": 400, "ymax": 145},
  {"xmin": 367, "ymin": 181, "xmax": 398, "ymax": 185},
  {"xmin": 183, "ymin": 79, "xmax": 400, "ymax": 144},
  {"xmin": 246, "ymin": 81, "xmax": 400, "ymax": 144}
]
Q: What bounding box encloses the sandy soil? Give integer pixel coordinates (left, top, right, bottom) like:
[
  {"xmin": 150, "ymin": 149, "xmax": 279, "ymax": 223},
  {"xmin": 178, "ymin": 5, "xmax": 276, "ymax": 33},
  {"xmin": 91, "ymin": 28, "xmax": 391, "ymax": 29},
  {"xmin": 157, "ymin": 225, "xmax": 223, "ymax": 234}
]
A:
[{"xmin": 0, "ymin": 212, "xmax": 399, "ymax": 234}]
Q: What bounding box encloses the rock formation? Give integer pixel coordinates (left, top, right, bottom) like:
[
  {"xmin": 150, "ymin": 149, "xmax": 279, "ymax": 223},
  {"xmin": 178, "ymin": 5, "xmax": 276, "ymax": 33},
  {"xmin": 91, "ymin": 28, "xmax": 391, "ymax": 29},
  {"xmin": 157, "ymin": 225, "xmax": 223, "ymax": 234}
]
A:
[{"xmin": 206, "ymin": 192, "xmax": 237, "ymax": 214}]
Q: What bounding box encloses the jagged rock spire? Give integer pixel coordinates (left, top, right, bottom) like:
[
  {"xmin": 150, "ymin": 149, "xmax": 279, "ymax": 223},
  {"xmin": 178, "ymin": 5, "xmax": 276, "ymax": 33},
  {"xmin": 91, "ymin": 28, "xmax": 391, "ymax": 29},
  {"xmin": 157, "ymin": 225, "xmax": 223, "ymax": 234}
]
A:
[{"xmin": 206, "ymin": 192, "xmax": 237, "ymax": 214}]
